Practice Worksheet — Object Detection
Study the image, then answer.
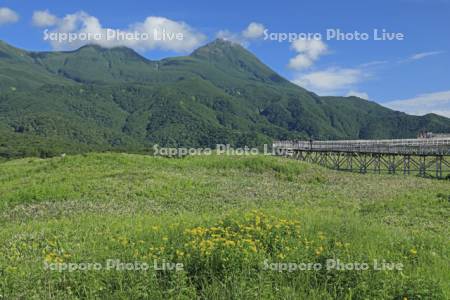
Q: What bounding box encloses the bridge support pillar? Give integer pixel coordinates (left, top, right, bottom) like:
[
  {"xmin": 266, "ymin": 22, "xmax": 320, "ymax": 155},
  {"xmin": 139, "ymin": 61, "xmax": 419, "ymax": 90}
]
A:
[
  {"xmin": 373, "ymin": 154, "xmax": 381, "ymax": 174},
  {"xmin": 388, "ymin": 155, "xmax": 396, "ymax": 174},
  {"xmin": 360, "ymin": 153, "xmax": 368, "ymax": 174},
  {"xmin": 436, "ymin": 156, "xmax": 443, "ymax": 179},
  {"xmin": 419, "ymin": 156, "xmax": 426, "ymax": 177},
  {"xmin": 404, "ymin": 155, "xmax": 411, "ymax": 175}
]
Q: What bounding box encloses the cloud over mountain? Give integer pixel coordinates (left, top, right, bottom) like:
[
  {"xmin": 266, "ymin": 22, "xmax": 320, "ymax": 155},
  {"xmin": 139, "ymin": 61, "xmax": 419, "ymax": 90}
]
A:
[
  {"xmin": 32, "ymin": 10, "xmax": 206, "ymax": 53},
  {"xmin": 216, "ymin": 22, "xmax": 266, "ymax": 46},
  {"xmin": 385, "ymin": 90, "xmax": 450, "ymax": 117},
  {"xmin": 288, "ymin": 39, "xmax": 327, "ymax": 70},
  {"xmin": 242, "ymin": 22, "xmax": 265, "ymax": 39},
  {"xmin": 346, "ymin": 90, "xmax": 369, "ymax": 99},
  {"xmin": 292, "ymin": 67, "xmax": 365, "ymax": 95},
  {"xmin": 0, "ymin": 7, "xmax": 19, "ymax": 25},
  {"xmin": 32, "ymin": 10, "xmax": 58, "ymax": 27}
]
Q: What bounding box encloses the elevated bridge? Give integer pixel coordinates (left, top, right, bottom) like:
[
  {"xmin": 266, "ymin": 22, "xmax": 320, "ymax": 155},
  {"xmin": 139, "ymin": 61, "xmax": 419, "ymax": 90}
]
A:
[{"xmin": 273, "ymin": 138, "xmax": 450, "ymax": 179}]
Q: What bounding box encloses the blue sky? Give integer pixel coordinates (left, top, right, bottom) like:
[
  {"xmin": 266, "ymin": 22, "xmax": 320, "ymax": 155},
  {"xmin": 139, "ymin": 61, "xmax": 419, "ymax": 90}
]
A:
[{"xmin": 1, "ymin": 0, "xmax": 449, "ymax": 116}]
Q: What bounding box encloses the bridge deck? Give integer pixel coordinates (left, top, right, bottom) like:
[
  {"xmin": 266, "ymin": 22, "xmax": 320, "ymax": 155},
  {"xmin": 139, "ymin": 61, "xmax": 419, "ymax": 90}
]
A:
[{"xmin": 274, "ymin": 138, "xmax": 450, "ymax": 155}]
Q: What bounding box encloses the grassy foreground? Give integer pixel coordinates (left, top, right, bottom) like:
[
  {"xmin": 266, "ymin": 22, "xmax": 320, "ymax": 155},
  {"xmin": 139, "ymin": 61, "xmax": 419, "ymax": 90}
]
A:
[{"xmin": 0, "ymin": 153, "xmax": 449, "ymax": 299}]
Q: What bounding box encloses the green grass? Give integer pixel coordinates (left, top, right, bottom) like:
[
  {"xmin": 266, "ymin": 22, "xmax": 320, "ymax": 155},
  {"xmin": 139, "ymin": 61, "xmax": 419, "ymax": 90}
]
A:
[{"xmin": 0, "ymin": 153, "xmax": 449, "ymax": 299}]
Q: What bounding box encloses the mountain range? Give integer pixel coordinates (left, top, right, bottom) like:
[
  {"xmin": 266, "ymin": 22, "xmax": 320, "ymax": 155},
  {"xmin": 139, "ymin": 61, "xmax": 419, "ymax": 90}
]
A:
[{"xmin": 1, "ymin": 39, "xmax": 449, "ymax": 158}]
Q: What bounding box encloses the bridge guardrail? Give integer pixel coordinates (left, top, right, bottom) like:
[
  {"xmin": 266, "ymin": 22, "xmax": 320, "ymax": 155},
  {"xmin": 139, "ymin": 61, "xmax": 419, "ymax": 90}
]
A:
[{"xmin": 273, "ymin": 138, "xmax": 450, "ymax": 155}]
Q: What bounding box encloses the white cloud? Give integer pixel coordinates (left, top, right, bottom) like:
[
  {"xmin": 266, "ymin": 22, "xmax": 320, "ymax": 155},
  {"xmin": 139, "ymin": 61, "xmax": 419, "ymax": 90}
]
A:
[
  {"xmin": 242, "ymin": 22, "xmax": 265, "ymax": 39},
  {"xmin": 346, "ymin": 90, "xmax": 369, "ymax": 99},
  {"xmin": 288, "ymin": 39, "xmax": 327, "ymax": 70},
  {"xmin": 132, "ymin": 16, "xmax": 206, "ymax": 52},
  {"xmin": 384, "ymin": 91, "xmax": 450, "ymax": 117},
  {"xmin": 359, "ymin": 60, "xmax": 388, "ymax": 67},
  {"xmin": 399, "ymin": 51, "xmax": 445, "ymax": 63},
  {"xmin": 216, "ymin": 22, "xmax": 266, "ymax": 46},
  {"xmin": 33, "ymin": 10, "xmax": 206, "ymax": 53},
  {"xmin": 288, "ymin": 55, "xmax": 314, "ymax": 70},
  {"xmin": 0, "ymin": 7, "xmax": 19, "ymax": 25},
  {"xmin": 216, "ymin": 30, "xmax": 246, "ymax": 46},
  {"xmin": 291, "ymin": 39, "xmax": 327, "ymax": 60},
  {"xmin": 32, "ymin": 10, "xmax": 58, "ymax": 27},
  {"xmin": 409, "ymin": 51, "xmax": 444, "ymax": 60},
  {"xmin": 292, "ymin": 68, "xmax": 364, "ymax": 95}
]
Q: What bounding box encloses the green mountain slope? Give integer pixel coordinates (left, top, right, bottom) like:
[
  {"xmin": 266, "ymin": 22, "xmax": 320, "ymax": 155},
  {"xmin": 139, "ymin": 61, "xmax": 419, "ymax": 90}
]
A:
[
  {"xmin": 0, "ymin": 39, "xmax": 449, "ymax": 158},
  {"xmin": 0, "ymin": 41, "xmax": 73, "ymax": 89},
  {"xmin": 31, "ymin": 45, "xmax": 159, "ymax": 83}
]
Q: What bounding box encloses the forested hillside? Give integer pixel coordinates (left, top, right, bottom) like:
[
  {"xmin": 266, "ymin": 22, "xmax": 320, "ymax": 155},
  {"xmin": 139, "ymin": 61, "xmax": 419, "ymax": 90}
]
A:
[{"xmin": 1, "ymin": 39, "xmax": 449, "ymax": 158}]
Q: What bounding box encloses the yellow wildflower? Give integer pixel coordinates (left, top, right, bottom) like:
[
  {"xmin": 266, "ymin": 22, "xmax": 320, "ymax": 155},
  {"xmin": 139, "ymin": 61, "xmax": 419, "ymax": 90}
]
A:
[{"xmin": 224, "ymin": 240, "xmax": 236, "ymax": 247}]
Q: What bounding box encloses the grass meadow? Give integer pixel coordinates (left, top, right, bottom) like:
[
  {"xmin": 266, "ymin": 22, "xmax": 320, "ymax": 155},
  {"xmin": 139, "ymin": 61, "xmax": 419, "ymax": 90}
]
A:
[{"xmin": 0, "ymin": 153, "xmax": 449, "ymax": 299}]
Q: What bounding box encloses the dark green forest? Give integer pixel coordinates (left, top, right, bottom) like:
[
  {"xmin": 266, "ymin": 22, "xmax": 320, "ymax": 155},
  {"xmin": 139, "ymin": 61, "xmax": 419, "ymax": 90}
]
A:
[{"xmin": 1, "ymin": 39, "xmax": 449, "ymax": 159}]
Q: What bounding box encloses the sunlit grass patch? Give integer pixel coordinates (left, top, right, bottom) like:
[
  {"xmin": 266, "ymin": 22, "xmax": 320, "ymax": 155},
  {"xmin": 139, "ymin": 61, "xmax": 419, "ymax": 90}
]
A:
[{"xmin": 0, "ymin": 153, "xmax": 449, "ymax": 299}]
